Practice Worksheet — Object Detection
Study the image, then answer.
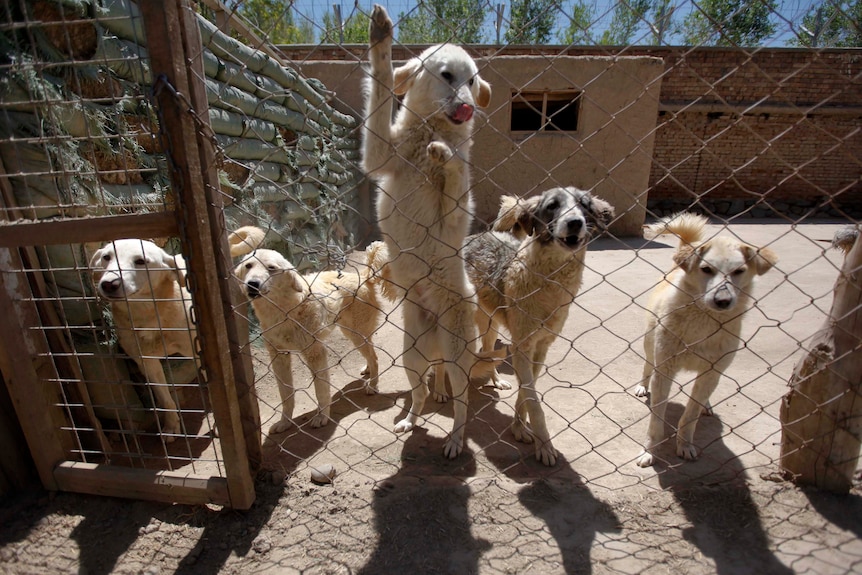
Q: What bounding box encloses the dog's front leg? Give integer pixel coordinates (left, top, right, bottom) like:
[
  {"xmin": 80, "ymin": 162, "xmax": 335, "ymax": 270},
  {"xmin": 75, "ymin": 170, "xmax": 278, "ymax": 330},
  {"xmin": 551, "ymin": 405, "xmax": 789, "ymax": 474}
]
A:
[
  {"xmin": 137, "ymin": 357, "xmax": 180, "ymax": 442},
  {"xmin": 510, "ymin": 350, "xmax": 557, "ymax": 466},
  {"xmin": 267, "ymin": 343, "xmax": 296, "ymax": 434},
  {"xmin": 636, "ymin": 369, "xmax": 673, "ymax": 467},
  {"xmin": 303, "ymin": 342, "xmax": 333, "ymax": 428},
  {"xmin": 676, "ymin": 367, "xmax": 723, "ymax": 460},
  {"xmin": 362, "ymin": 5, "xmax": 396, "ymax": 174}
]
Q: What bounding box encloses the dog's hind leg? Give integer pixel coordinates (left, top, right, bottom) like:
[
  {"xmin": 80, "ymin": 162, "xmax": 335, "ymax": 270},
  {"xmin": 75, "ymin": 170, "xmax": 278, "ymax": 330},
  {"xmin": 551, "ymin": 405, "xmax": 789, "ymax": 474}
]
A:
[
  {"xmin": 266, "ymin": 342, "xmax": 296, "ymax": 434},
  {"xmin": 634, "ymin": 327, "xmax": 656, "ymax": 398},
  {"xmin": 339, "ymin": 320, "xmax": 381, "ymax": 395},
  {"xmin": 476, "ymin": 306, "xmax": 512, "ymax": 390},
  {"xmin": 394, "ymin": 301, "xmax": 432, "ymax": 434}
]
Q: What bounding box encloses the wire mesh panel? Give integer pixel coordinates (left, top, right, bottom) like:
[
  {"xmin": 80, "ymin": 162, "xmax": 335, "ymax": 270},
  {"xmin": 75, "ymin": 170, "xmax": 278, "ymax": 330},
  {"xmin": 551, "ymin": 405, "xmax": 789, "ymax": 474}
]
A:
[{"xmin": 0, "ymin": 0, "xmax": 256, "ymax": 508}]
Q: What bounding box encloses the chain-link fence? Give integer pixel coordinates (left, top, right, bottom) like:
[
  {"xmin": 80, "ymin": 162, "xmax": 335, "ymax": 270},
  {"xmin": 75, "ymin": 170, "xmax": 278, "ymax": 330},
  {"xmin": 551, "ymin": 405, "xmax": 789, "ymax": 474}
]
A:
[{"xmin": 1, "ymin": 0, "xmax": 861, "ymax": 573}]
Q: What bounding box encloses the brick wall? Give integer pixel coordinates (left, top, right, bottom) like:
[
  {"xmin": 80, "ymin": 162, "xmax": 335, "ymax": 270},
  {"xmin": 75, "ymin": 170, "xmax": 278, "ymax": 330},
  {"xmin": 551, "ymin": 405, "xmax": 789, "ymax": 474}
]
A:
[{"xmin": 283, "ymin": 45, "xmax": 862, "ymax": 218}]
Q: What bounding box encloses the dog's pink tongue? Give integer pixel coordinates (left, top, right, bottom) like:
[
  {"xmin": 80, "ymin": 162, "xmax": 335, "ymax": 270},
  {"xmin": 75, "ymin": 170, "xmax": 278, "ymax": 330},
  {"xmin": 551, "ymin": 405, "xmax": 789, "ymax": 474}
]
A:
[{"xmin": 453, "ymin": 103, "xmax": 474, "ymax": 123}]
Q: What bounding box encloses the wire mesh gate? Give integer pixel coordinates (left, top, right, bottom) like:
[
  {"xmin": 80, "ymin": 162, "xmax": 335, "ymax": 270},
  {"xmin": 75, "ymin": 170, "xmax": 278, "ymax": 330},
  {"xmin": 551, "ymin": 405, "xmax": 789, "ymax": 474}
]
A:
[{"xmin": 0, "ymin": 0, "xmax": 258, "ymax": 509}]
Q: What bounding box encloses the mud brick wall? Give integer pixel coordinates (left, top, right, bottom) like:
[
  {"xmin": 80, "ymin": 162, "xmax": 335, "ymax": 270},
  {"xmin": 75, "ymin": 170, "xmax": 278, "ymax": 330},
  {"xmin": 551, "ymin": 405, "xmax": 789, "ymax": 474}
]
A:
[{"xmin": 283, "ymin": 45, "xmax": 862, "ymax": 218}]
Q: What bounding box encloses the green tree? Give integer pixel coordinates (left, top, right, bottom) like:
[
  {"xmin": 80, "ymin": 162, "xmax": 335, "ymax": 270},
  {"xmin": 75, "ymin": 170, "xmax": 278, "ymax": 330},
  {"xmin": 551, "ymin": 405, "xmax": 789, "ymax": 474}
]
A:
[
  {"xmin": 397, "ymin": 0, "xmax": 487, "ymax": 43},
  {"xmin": 559, "ymin": 0, "xmax": 597, "ymax": 44},
  {"xmin": 321, "ymin": 7, "xmax": 370, "ymax": 43},
  {"xmin": 505, "ymin": 0, "xmax": 560, "ymax": 44},
  {"xmin": 789, "ymin": 0, "xmax": 862, "ymax": 47},
  {"xmin": 601, "ymin": 0, "xmax": 651, "ymax": 44},
  {"xmin": 649, "ymin": 0, "xmax": 679, "ymax": 44},
  {"xmin": 235, "ymin": 0, "xmax": 313, "ymax": 44},
  {"xmin": 681, "ymin": 0, "xmax": 777, "ymax": 46}
]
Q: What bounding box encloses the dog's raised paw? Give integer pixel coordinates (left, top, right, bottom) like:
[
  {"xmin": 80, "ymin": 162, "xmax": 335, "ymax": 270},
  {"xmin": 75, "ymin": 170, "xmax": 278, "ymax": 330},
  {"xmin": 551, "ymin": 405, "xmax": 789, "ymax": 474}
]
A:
[
  {"xmin": 427, "ymin": 141, "xmax": 453, "ymax": 164},
  {"xmin": 369, "ymin": 5, "xmax": 393, "ymax": 45}
]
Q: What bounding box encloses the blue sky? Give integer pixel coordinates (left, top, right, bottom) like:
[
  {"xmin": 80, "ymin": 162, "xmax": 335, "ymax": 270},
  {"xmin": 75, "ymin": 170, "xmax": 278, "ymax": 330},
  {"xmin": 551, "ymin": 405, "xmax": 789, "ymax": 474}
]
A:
[{"xmin": 289, "ymin": 0, "xmax": 821, "ymax": 46}]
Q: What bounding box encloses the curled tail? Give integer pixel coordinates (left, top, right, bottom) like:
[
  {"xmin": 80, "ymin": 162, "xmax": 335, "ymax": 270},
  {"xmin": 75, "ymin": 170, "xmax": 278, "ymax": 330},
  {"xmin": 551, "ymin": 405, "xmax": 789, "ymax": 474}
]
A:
[
  {"xmin": 228, "ymin": 226, "xmax": 266, "ymax": 257},
  {"xmin": 363, "ymin": 240, "xmax": 398, "ymax": 302},
  {"xmin": 644, "ymin": 212, "xmax": 708, "ymax": 246}
]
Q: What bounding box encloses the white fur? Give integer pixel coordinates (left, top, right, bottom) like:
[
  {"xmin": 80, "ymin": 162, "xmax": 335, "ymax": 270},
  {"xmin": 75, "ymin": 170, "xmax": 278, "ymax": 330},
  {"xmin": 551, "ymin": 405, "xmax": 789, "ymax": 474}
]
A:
[{"xmin": 363, "ymin": 5, "xmax": 494, "ymax": 459}]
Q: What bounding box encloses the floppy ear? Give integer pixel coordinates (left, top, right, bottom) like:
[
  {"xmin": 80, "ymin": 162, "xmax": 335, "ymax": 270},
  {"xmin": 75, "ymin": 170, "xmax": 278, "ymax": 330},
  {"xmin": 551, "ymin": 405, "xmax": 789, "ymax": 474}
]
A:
[
  {"xmin": 476, "ymin": 76, "xmax": 491, "ymax": 108},
  {"xmin": 515, "ymin": 195, "xmax": 543, "ymax": 237},
  {"xmin": 743, "ymin": 245, "xmax": 779, "ymax": 275},
  {"xmin": 492, "ymin": 195, "xmax": 521, "ymax": 233},
  {"xmin": 393, "ymin": 58, "xmax": 421, "ymax": 96},
  {"xmin": 89, "ymin": 247, "xmax": 105, "ymax": 271},
  {"xmin": 674, "ymin": 243, "xmax": 701, "ymax": 272},
  {"xmin": 588, "ymin": 196, "xmax": 615, "ymax": 230},
  {"xmin": 286, "ymin": 268, "xmax": 305, "ymax": 293},
  {"xmin": 168, "ymin": 253, "xmax": 188, "ymax": 285}
]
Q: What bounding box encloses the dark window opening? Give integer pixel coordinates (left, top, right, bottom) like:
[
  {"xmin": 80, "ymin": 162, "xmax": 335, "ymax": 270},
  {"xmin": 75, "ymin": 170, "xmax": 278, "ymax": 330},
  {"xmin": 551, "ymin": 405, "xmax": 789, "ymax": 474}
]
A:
[{"xmin": 511, "ymin": 91, "xmax": 580, "ymax": 133}]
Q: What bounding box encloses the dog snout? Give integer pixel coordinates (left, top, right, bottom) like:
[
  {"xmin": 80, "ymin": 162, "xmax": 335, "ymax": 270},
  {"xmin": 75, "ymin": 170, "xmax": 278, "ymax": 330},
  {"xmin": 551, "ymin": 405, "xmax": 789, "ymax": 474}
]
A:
[
  {"xmin": 245, "ymin": 279, "xmax": 262, "ymax": 298},
  {"xmin": 713, "ymin": 284, "xmax": 734, "ymax": 309},
  {"xmin": 99, "ymin": 276, "xmax": 123, "ymax": 297},
  {"xmin": 566, "ymin": 218, "xmax": 584, "ymax": 236}
]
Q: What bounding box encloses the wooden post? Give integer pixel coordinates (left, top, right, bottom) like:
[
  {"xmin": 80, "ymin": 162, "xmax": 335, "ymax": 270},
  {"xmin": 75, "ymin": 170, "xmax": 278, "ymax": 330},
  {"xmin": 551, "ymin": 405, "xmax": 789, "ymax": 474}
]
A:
[
  {"xmin": 140, "ymin": 0, "xmax": 259, "ymax": 509},
  {"xmin": 780, "ymin": 228, "xmax": 862, "ymax": 493}
]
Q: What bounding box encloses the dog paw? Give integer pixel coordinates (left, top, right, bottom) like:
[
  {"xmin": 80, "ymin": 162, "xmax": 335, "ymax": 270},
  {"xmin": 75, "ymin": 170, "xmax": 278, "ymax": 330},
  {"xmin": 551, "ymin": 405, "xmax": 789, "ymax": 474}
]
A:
[
  {"xmin": 443, "ymin": 436, "xmax": 463, "ymax": 459},
  {"xmin": 369, "ymin": 5, "xmax": 393, "ymax": 46},
  {"xmin": 427, "ymin": 141, "xmax": 454, "ymax": 165},
  {"xmin": 490, "ymin": 377, "xmax": 513, "ymax": 391},
  {"xmin": 310, "ymin": 412, "xmax": 330, "ymax": 429},
  {"xmin": 394, "ymin": 418, "xmax": 414, "ymax": 434},
  {"xmin": 676, "ymin": 442, "xmax": 699, "ymax": 461},
  {"xmin": 364, "ymin": 380, "xmax": 378, "ymax": 395},
  {"xmin": 432, "ymin": 389, "xmax": 449, "ymax": 403},
  {"xmin": 536, "ymin": 442, "xmax": 558, "ymax": 467},
  {"xmin": 511, "ymin": 419, "xmax": 534, "ymax": 444},
  {"xmin": 636, "ymin": 451, "xmax": 655, "ymax": 467},
  {"xmin": 269, "ymin": 417, "xmax": 293, "ymax": 435},
  {"xmin": 633, "ymin": 384, "xmax": 648, "ymax": 398},
  {"xmin": 162, "ymin": 416, "xmax": 180, "ymax": 442}
]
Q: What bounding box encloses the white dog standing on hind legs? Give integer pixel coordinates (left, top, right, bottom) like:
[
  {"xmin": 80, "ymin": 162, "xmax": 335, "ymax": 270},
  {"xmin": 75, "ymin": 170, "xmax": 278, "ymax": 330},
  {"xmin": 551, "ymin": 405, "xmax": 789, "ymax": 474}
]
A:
[
  {"xmin": 363, "ymin": 5, "xmax": 500, "ymax": 459},
  {"xmin": 634, "ymin": 212, "xmax": 778, "ymax": 467}
]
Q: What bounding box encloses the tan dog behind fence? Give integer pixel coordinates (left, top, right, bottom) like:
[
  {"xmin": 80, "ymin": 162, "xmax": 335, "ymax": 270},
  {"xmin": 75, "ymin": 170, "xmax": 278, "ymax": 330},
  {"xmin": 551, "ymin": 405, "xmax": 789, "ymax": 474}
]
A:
[
  {"xmin": 634, "ymin": 213, "xmax": 778, "ymax": 467},
  {"xmin": 230, "ymin": 227, "xmax": 387, "ymax": 433}
]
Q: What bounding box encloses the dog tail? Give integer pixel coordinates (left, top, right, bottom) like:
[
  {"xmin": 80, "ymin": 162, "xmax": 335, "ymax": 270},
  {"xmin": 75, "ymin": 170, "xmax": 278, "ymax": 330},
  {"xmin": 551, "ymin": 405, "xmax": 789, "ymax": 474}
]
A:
[
  {"xmin": 228, "ymin": 226, "xmax": 266, "ymax": 257},
  {"xmin": 363, "ymin": 241, "xmax": 398, "ymax": 302},
  {"xmin": 644, "ymin": 212, "xmax": 708, "ymax": 246},
  {"xmin": 469, "ymin": 346, "xmax": 508, "ymax": 381}
]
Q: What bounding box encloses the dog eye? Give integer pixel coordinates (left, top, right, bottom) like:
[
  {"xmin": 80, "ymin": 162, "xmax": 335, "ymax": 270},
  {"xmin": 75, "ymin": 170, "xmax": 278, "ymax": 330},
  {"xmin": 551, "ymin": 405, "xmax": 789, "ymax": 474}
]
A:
[
  {"xmin": 245, "ymin": 262, "xmax": 252, "ymax": 269},
  {"xmin": 101, "ymin": 254, "xmax": 111, "ymax": 262},
  {"xmin": 469, "ymin": 77, "xmax": 474, "ymax": 86},
  {"xmin": 134, "ymin": 258, "xmax": 146, "ymax": 266},
  {"xmin": 441, "ymin": 71, "xmax": 453, "ymax": 83},
  {"xmin": 267, "ymin": 265, "xmax": 278, "ymax": 271},
  {"xmin": 546, "ymin": 199, "xmax": 560, "ymax": 212},
  {"xmin": 700, "ymin": 265, "xmax": 715, "ymax": 275},
  {"xmin": 733, "ymin": 267, "xmax": 746, "ymax": 276}
]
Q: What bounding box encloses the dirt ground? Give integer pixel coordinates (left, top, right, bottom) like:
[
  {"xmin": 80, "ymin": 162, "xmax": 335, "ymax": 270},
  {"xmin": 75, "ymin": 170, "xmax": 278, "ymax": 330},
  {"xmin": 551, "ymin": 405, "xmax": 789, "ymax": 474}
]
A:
[{"xmin": 3, "ymin": 220, "xmax": 862, "ymax": 574}]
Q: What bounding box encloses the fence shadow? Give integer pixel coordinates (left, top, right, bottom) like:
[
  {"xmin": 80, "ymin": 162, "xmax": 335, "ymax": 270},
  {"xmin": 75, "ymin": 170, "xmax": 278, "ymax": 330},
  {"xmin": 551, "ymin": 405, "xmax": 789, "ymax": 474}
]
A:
[{"xmin": 654, "ymin": 403, "xmax": 794, "ymax": 575}]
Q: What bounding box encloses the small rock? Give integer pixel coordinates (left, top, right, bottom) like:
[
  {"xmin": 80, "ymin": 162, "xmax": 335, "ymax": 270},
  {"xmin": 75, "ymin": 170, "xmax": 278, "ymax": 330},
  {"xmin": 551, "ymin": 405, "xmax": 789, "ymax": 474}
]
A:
[
  {"xmin": 252, "ymin": 535, "xmax": 272, "ymax": 554},
  {"xmin": 310, "ymin": 463, "xmax": 336, "ymax": 485}
]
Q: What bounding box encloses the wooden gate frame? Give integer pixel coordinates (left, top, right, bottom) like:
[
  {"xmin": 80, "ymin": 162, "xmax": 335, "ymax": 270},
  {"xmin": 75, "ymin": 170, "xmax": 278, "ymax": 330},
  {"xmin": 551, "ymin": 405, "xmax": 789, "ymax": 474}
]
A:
[{"xmin": 0, "ymin": 0, "xmax": 260, "ymax": 509}]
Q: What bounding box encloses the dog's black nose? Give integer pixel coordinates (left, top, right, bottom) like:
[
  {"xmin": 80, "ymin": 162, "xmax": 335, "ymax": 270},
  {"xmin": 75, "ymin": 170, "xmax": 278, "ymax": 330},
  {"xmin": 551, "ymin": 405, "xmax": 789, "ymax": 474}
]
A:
[
  {"xmin": 714, "ymin": 288, "xmax": 733, "ymax": 309},
  {"xmin": 566, "ymin": 219, "xmax": 584, "ymax": 235},
  {"xmin": 100, "ymin": 278, "xmax": 122, "ymax": 295},
  {"xmin": 246, "ymin": 280, "xmax": 261, "ymax": 298}
]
